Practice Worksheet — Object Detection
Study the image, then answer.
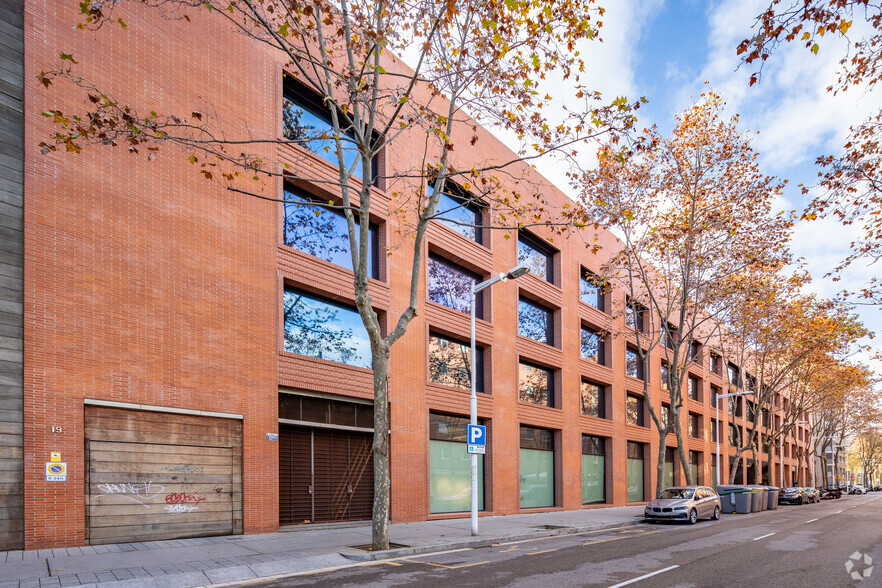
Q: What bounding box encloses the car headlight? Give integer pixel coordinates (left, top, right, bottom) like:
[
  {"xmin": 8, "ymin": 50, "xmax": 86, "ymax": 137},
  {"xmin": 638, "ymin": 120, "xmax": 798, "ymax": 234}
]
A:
[{"xmin": 674, "ymin": 506, "xmax": 686, "ymax": 510}]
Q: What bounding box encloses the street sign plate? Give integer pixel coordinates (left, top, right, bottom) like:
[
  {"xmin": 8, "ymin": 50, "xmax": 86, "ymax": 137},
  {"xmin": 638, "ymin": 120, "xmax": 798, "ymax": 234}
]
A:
[
  {"xmin": 46, "ymin": 462, "xmax": 67, "ymax": 482},
  {"xmin": 467, "ymin": 424, "xmax": 486, "ymax": 446},
  {"xmin": 468, "ymin": 444, "xmax": 486, "ymax": 454}
]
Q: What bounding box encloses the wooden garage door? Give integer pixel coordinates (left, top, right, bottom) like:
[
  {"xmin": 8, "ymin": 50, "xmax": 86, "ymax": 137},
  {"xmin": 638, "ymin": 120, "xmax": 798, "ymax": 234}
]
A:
[{"xmin": 85, "ymin": 406, "xmax": 242, "ymax": 544}]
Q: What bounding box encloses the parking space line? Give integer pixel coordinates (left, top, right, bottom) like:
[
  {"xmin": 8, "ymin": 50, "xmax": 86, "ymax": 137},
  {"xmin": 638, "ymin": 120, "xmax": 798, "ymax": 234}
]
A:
[
  {"xmin": 805, "ymin": 518, "xmax": 819, "ymax": 523},
  {"xmin": 608, "ymin": 565, "xmax": 680, "ymax": 587},
  {"xmin": 402, "ymin": 558, "xmax": 491, "ymax": 570},
  {"xmin": 753, "ymin": 533, "xmax": 775, "ymax": 541},
  {"xmin": 527, "ymin": 549, "xmax": 559, "ymax": 555}
]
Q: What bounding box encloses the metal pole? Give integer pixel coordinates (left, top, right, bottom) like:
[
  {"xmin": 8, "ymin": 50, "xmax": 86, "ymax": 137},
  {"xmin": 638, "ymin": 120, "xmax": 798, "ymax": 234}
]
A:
[
  {"xmin": 779, "ymin": 429, "xmax": 784, "ymax": 488},
  {"xmin": 716, "ymin": 397, "xmax": 721, "ymax": 488},
  {"xmin": 470, "ymin": 284, "xmax": 478, "ymax": 536}
]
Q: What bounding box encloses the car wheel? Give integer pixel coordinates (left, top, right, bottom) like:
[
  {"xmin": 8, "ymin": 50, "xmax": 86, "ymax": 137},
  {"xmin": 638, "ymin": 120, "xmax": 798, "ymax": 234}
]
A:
[
  {"xmin": 712, "ymin": 506, "xmax": 721, "ymax": 520},
  {"xmin": 688, "ymin": 509, "xmax": 698, "ymax": 524}
]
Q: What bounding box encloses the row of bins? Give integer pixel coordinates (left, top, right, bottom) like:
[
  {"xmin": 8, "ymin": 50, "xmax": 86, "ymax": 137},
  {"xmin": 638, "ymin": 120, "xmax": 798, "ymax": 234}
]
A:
[{"xmin": 717, "ymin": 485, "xmax": 780, "ymax": 514}]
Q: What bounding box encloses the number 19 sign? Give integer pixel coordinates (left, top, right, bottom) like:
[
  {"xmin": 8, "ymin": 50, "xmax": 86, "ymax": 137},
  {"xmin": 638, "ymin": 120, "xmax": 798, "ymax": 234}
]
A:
[{"xmin": 467, "ymin": 424, "xmax": 486, "ymax": 454}]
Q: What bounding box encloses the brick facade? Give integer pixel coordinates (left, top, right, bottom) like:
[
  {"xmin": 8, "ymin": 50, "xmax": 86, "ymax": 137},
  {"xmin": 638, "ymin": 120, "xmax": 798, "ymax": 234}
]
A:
[{"xmin": 20, "ymin": 1, "xmax": 812, "ymax": 548}]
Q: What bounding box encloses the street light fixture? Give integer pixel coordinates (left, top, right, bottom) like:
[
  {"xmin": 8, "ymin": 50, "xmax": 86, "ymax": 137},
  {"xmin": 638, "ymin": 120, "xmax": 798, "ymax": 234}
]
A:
[
  {"xmin": 715, "ymin": 390, "xmax": 755, "ymax": 488},
  {"xmin": 779, "ymin": 420, "xmax": 807, "ymax": 488},
  {"xmin": 470, "ymin": 265, "xmax": 529, "ymax": 536}
]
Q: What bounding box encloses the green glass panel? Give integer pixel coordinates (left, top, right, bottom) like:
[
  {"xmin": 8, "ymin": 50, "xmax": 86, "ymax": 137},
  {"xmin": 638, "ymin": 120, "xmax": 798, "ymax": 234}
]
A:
[
  {"xmin": 690, "ymin": 464, "xmax": 699, "ymax": 485},
  {"xmin": 627, "ymin": 457, "xmax": 644, "ymax": 502},
  {"xmin": 581, "ymin": 454, "xmax": 605, "ymax": 504},
  {"xmin": 664, "ymin": 461, "xmax": 674, "ymax": 490},
  {"xmin": 520, "ymin": 448, "xmax": 554, "ymax": 508},
  {"xmin": 429, "ymin": 440, "xmax": 483, "ymax": 513}
]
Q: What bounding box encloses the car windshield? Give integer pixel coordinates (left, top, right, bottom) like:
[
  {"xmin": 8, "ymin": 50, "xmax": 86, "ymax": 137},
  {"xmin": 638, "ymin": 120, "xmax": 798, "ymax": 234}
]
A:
[
  {"xmin": 659, "ymin": 489, "xmax": 694, "ymax": 499},
  {"xmin": 785, "ymin": 487, "xmax": 798, "ymax": 492}
]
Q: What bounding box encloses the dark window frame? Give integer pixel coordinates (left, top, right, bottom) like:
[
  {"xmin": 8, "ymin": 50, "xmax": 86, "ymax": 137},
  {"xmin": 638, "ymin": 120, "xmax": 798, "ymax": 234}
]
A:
[
  {"xmin": 626, "ymin": 347, "xmax": 644, "ymax": 380},
  {"xmin": 427, "ymin": 254, "xmax": 483, "ymax": 319},
  {"xmin": 580, "ymin": 380, "xmax": 606, "ymax": 418},
  {"xmin": 518, "ymin": 298, "xmax": 554, "ymax": 346},
  {"xmin": 626, "ymin": 394, "xmax": 645, "ymax": 427},
  {"xmin": 579, "ymin": 268, "xmax": 605, "ymax": 311},
  {"xmin": 283, "ymin": 184, "xmax": 380, "ymax": 279},
  {"xmin": 518, "ymin": 361, "xmax": 555, "ymax": 408},
  {"xmin": 579, "ymin": 325, "xmax": 605, "ymax": 365},
  {"xmin": 282, "ymin": 78, "xmax": 378, "ymax": 180},
  {"xmin": 428, "ymin": 332, "xmax": 485, "ymax": 393},
  {"xmin": 517, "ymin": 231, "xmax": 556, "ymax": 284},
  {"xmin": 428, "ymin": 180, "xmax": 486, "ymax": 244}
]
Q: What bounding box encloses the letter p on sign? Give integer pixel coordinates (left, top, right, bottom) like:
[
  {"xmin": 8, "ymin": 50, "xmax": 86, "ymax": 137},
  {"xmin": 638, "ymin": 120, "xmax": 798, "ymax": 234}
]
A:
[{"xmin": 467, "ymin": 424, "xmax": 486, "ymax": 454}]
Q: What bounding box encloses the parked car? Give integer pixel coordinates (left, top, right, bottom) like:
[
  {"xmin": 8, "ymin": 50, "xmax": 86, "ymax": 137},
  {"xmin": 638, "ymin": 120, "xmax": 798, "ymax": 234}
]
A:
[
  {"xmin": 801, "ymin": 487, "xmax": 821, "ymax": 503},
  {"xmin": 820, "ymin": 486, "xmax": 841, "ymax": 499},
  {"xmin": 779, "ymin": 487, "xmax": 810, "ymax": 505},
  {"xmin": 644, "ymin": 486, "xmax": 722, "ymax": 524},
  {"xmin": 849, "ymin": 485, "xmax": 867, "ymax": 495}
]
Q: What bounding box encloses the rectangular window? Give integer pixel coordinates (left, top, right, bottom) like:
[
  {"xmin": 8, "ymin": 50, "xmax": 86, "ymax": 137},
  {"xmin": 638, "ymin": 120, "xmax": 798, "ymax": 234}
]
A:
[
  {"xmin": 627, "ymin": 394, "xmax": 644, "ymax": 427},
  {"xmin": 520, "ymin": 426, "xmax": 554, "ymax": 508},
  {"xmin": 283, "ymin": 187, "xmax": 379, "ymax": 278},
  {"xmin": 283, "ymin": 81, "xmax": 365, "ymax": 177},
  {"xmin": 661, "ymin": 403, "xmax": 670, "ymax": 429},
  {"xmin": 729, "ymin": 423, "xmax": 739, "ymax": 446},
  {"xmin": 660, "ymin": 364, "xmax": 670, "ymax": 391},
  {"xmin": 727, "ymin": 363, "xmax": 741, "ymax": 388},
  {"xmin": 517, "ymin": 232, "xmax": 554, "ymax": 283},
  {"xmin": 428, "ymin": 333, "xmax": 483, "ymax": 392},
  {"xmin": 711, "ymin": 419, "xmax": 718, "ymax": 443},
  {"xmin": 519, "ymin": 299, "xmax": 553, "ymax": 345},
  {"xmin": 688, "ymin": 413, "xmax": 700, "ymax": 439},
  {"xmin": 626, "ymin": 299, "xmax": 646, "ymax": 332},
  {"xmin": 519, "ymin": 362, "xmax": 553, "ymax": 407},
  {"xmin": 664, "ymin": 447, "xmax": 675, "ymax": 490},
  {"xmin": 662, "ymin": 323, "xmax": 677, "ymax": 350},
  {"xmin": 746, "ymin": 401, "xmax": 757, "ymax": 423},
  {"xmin": 428, "ymin": 182, "xmax": 483, "ymax": 243},
  {"xmin": 626, "ymin": 348, "xmax": 643, "ymax": 380},
  {"xmin": 711, "ymin": 353, "xmax": 721, "ymax": 374},
  {"xmin": 427, "ymin": 255, "xmax": 482, "ymax": 318},
  {"xmin": 689, "ymin": 451, "xmax": 700, "ymax": 484},
  {"xmin": 710, "ymin": 384, "xmax": 720, "ymax": 408},
  {"xmin": 690, "ymin": 340, "xmax": 701, "ymax": 362},
  {"xmin": 582, "ymin": 436, "xmax": 606, "ymax": 504},
  {"xmin": 688, "ymin": 376, "xmax": 700, "ymax": 401},
  {"xmin": 580, "ymin": 326, "xmax": 604, "ymax": 364},
  {"xmin": 627, "ymin": 442, "xmax": 644, "ymax": 502},
  {"xmin": 429, "ymin": 413, "xmax": 484, "ymax": 513},
  {"xmin": 283, "ymin": 288, "xmax": 371, "ymax": 368},
  {"xmin": 580, "ymin": 381, "xmax": 605, "ymax": 418},
  {"xmin": 580, "ymin": 269, "xmax": 604, "ymax": 310},
  {"xmin": 711, "ymin": 455, "xmax": 718, "ymax": 490}
]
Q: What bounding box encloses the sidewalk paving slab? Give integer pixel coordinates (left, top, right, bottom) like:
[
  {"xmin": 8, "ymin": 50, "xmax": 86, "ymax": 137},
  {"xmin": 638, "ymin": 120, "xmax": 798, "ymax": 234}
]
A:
[{"xmin": 1, "ymin": 505, "xmax": 647, "ymax": 587}]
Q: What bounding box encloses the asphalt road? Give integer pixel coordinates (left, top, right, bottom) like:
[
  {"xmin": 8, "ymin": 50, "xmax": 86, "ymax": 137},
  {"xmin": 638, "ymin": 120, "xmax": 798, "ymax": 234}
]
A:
[{"xmin": 241, "ymin": 493, "xmax": 882, "ymax": 588}]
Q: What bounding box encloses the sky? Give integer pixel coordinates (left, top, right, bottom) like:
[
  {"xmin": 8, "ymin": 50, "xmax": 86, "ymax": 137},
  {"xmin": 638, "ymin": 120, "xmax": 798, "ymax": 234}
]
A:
[{"xmin": 520, "ymin": 0, "xmax": 881, "ymax": 378}]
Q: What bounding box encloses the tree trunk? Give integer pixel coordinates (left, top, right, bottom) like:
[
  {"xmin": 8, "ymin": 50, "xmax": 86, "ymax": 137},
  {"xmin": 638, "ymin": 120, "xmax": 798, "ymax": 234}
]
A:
[
  {"xmin": 371, "ymin": 347, "xmax": 391, "ymax": 551},
  {"xmin": 755, "ymin": 435, "xmax": 763, "ymax": 484},
  {"xmin": 673, "ymin": 418, "xmax": 692, "ymax": 486},
  {"xmin": 655, "ymin": 434, "xmax": 666, "ymax": 498}
]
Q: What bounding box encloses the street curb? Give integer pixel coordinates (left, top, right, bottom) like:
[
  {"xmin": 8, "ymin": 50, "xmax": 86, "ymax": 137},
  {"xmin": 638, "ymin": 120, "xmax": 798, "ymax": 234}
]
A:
[{"xmin": 340, "ymin": 518, "xmax": 647, "ymax": 562}]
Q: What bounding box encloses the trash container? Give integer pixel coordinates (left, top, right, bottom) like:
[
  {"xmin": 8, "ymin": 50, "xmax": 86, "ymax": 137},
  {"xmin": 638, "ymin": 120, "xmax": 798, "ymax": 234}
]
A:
[
  {"xmin": 717, "ymin": 485, "xmax": 740, "ymax": 514},
  {"xmin": 767, "ymin": 487, "xmax": 779, "ymax": 510},
  {"xmin": 748, "ymin": 486, "xmax": 766, "ymax": 512}
]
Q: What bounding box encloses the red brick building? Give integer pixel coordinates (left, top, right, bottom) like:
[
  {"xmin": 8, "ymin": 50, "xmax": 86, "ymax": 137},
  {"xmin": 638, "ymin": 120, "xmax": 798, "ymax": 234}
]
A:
[{"xmin": 8, "ymin": 0, "xmax": 812, "ymax": 550}]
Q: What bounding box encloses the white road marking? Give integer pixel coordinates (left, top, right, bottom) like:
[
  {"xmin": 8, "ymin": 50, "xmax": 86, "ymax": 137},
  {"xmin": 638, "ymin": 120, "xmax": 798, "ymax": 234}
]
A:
[
  {"xmin": 753, "ymin": 533, "xmax": 776, "ymax": 541},
  {"xmin": 836, "ymin": 510, "xmax": 843, "ymax": 514},
  {"xmin": 805, "ymin": 518, "xmax": 819, "ymax": 523},
  {"xmin": 608, "ymin": 565, "xmax": 680, "ymax": 587}
]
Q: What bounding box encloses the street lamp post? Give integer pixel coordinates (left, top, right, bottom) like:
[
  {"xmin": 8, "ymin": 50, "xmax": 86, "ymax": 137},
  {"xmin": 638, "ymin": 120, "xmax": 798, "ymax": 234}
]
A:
[
  {"xmin": 470, "ymin": 264, "xmax": 529, "ymax": 536},
  {"xmin": 779, "ymin": 420, "xmax": 807, "ymax": 488},
  {"xmin": 715, "ymin": 390, "xmax": 755, "ymax": 488}
]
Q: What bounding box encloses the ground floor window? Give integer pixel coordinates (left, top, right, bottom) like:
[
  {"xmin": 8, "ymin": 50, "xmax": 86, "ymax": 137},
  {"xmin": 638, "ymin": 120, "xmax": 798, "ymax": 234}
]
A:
[
  {"xmin": 711, "ymin": 455, "xmax": 718, "ymax": 490},
  {"xmin": 664, "ymin": 447, "xmax": 675, "ymax": 490},
  {"xmin": 581, "ymin": 435, "xmax": 606, "ymax": 504},
  {"xmin": 520, "ymin": 426, "xmax": 554, "ymax": 508},
  {"xmin": 429, "ymin": 413, "xmax": 484, "ymax": 513},
  {"xmin": 690, "ymin": 450, "xmax": 701, "ymax": 485},
  {"xmin": 627, "ymin": 442, "xmax": 644, "ymax": 502}
]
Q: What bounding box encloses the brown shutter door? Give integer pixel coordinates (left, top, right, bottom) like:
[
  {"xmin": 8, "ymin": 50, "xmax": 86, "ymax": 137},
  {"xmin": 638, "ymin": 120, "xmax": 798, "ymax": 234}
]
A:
[
  {"xmin": 279, "ymin": 426, "xmax": 313, "ymax": 525},
  {"xmin": 348, "ymin": 433, "xmax": 374, "ymax": 521}
]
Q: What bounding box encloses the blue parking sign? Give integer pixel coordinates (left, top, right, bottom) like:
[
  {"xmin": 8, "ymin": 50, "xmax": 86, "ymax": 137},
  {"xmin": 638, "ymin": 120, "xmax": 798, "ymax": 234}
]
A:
[{"xmin": 467, "ymin": 424, "xmax": 486, "ymax": 454}]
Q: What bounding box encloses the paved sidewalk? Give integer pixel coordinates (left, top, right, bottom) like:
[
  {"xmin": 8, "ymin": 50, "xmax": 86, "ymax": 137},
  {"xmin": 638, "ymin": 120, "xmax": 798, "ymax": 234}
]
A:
[{"xmin": 0, "ymin": 505, "xmax": 645, "ymax": 588}]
